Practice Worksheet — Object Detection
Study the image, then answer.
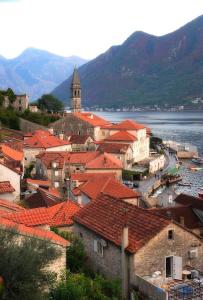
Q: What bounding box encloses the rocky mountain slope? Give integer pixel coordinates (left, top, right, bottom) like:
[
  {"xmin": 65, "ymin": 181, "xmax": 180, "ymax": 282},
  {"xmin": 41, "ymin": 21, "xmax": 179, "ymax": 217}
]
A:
[
  {"xmin": 0, "ymin": 48, "xmax": 87, "ymax": 100},
  {"xmin": 52, "ymin": 15, "xmax": 203, "ymax": 108}
]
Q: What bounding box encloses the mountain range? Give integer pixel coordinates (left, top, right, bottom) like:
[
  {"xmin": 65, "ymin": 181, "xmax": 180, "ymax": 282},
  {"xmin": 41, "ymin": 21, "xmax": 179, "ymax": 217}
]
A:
[
  {"xmin": 52, "ymin": 15, "xmax": 203, "ymax": 108},
  {"xmin": 0, "ymin": 48, "xmax": 87, "ymax": 100}
]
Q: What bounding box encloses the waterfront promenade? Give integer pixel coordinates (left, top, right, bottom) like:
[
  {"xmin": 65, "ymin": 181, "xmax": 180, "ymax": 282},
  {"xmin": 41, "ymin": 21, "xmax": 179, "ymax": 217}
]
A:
[{"xmin": 137, "ymin": 149, "xmax": 178, "ymax": 200}]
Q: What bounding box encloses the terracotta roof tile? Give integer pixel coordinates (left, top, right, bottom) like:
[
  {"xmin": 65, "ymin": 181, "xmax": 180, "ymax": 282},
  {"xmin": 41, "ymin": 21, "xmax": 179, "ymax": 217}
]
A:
[
  {"xmin": 73, "ymin": 112, "xmax": 111, "ymax": 127},
  {"xmin": 73, "ymin": 176, "xmax": 140, "ymax": 200},
  {"xmin": 104, "ymin": 131, "xmax": 137, "ymax": 142},
  {"xmin": 26, "ymin": 178, "xmax": 51, "ymax": 187},
  {"xmin": 0, "ymin": 199, "xmax": 24, "ymax": 212},
  {"xmin": 71, "ymin": 172, "xmax": 116, "ymax": 182},
  {"xmin": 23, "ymin": 130, "xmax": 70, "ymax": 149},
  {"xmin": 0, "ymin": 144, "xmax": 23, "ymax": 161},
  {"xmin": 69, "ymin": 135, "xmax": 92, "ymax": 144},
  {"xmin": 24, "ymin": 187, "xmax": 61, "ymax": 209},
  {"xmin": 74, "ymin": 194, "xmax": 170, "ymax": 253},
  {"xmin": 151, "ymin": 205, "xmax": 202, "ymax": 230},
  {"xmin": 37, "ymin": 151, "xmax": 100, "ymax": 169},
  {"xmin": 86, "ymin": 152, "xmax": 123, "ymax": 169},
  {"xmin": 98, "ymin": 143, "xmax": 131, "ymax": 154},
  {"xmin": 102, "ymin": 119, "xmax": 146, "ymax": 130},
  {"xmin": 3, "ymin": 200, "xmax": 81, "ymax": 227},
  {"xmin": 0, "ymin": 216, "xmax": 68, "ymax": 247},
  {"xmin": 0, "ymin": 181, "xmax": 15, "ymax": 194},
  {"xmin": 174, "ymin": 193, "xmax": 203, "ymax": 210}
]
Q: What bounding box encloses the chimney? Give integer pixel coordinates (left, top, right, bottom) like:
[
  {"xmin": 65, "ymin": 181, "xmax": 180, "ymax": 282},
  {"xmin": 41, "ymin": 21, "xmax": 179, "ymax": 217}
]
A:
[
  {"xmin": 49, "ymin": 128, "xmax": 54, "ymax": 135},
  {"xmin": 180, "ymin": 216, "xmax": 185, "ymax": 226},
  {"xmin": 59, "ymin": 133, "xmax": 64, "ymax": 140},
  {"xmin": 121, "ymin": 225, "xmax": 129, "ymax": 300},
  {"xmin": 122, "ymin": 226, "xmax": 129, "ymax": 249}
]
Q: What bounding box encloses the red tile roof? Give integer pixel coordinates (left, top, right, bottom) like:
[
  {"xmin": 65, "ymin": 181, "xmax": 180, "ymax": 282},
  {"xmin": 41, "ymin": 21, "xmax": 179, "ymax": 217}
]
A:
[
  {"xmin": 73, "ymin": 176, "xmax": 140, "ymax": 200},
  {"xmin": 71, "ymin": 172, "xmax": 116, "ymax": 183},
  {"xmin": 69, "ymin": 135, "xmax": 92, "ymax": 144},
  {"xmin": 25, "ymin": 187, "xmax": 61, "ymax": 208},
  {"xmin": 0, "ymin": 199, "xmax": 24, "ymax": 212},
  {"xmin": 102, "ymin": 119, "xmax": 146, "ymax": 130},
  {"xmin": 26, "ymin": 178, "xmax": 51, "ymax": 187},
  {"xmin": 37, "ymin": 151, "xmax": 100, "ymax": 169},
  {"xmin": 23, "ymin": 130, "xmax": 70, "ymax": 149},
  {"xmin": 73, "ymin": 112, "xmax": 111, "ymax": 127},
  {"xmin": 0, "ymin": 216, "xmax": 68, "ymax": 247},
  {"xmin": 3, "ymin": 200, "xmax": 81, "ymax": 227},
  {"xmin": 0, "ymin": 144, "xmax": 23, "ymax": 161},
  {"xmin": 74, "ymin": 194, "xmax": 170, "ymax": 253},
  {"xmin": 104, "ymin": 131, "xmax": 137, "ymax": 142},
  {"xmin": 174, "ymin": 194, "xmax": 203, "ymax": 210},
  {"xmin": 0, "ymin": 181, "xmax": 15, "ymax": 194},
  {"xmin": 86, "ymin": 152, "xmax": 123, "ymax": 169},
  {"xmin": 97, "ymin": 143, "xmax": 131, "ymax": 154},
  {"xmin": 151, "ymin": 205, "xmax": 202, "ymax": 230}
]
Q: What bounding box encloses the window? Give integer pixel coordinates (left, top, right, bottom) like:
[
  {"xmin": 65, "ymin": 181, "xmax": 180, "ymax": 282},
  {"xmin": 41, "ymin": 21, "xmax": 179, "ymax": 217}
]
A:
[
  {"xmin": 168, "ymin": 229, "xmax": 174, "ymax": 240},
  {"xmin": 54, "ymin": 182, "xmax": 59, "ymax": 188},
  {"xmin": 55, "ymin": 170, "xmax": 59, "ymax": 176},
  {"xmin": 93, "ymin": 240, "xmax": 104, "ymax": 257}
]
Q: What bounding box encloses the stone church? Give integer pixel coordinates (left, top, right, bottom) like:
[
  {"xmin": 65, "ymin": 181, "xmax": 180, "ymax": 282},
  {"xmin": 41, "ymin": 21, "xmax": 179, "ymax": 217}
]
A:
[{"xmin": 49, "ymin": 68, "xmax": 111, "ymax": 141}]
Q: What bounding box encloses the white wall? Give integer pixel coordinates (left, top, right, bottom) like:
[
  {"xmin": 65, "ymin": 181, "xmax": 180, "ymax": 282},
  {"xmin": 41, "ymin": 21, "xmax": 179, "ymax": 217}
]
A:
[{"xmin": 0, "ymin": 164, "xmax": 21, "ymax": 202}]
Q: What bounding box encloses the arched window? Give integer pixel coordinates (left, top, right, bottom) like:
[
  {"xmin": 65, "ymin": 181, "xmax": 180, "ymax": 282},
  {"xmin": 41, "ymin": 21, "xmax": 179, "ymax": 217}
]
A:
[{"xmin": 75, "ymin": 90, "xmax": 77, "ymax": 96}]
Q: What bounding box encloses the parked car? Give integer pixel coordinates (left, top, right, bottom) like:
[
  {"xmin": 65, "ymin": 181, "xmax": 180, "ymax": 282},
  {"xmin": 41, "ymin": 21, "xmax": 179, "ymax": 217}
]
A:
[
  {"xmin": 123, "ymin": 180, "xmax": 134, "ymax": 189},
  {"xmin": 133, "ymin": 182, "xmax": 139, "ymax": 188}
]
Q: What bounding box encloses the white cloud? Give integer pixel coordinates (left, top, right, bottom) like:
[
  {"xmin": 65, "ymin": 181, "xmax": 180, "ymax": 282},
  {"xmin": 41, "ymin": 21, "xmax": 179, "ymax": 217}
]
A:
[{"xmin": 0, "ymin": 0, "xmax": 203, "ymax": 59}]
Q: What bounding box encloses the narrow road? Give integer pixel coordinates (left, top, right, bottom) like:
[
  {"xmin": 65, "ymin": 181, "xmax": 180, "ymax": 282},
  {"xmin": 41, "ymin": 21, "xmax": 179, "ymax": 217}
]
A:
[{"xmin": 137, "ymin": 149, "xmax": 178, "ymax": 197}]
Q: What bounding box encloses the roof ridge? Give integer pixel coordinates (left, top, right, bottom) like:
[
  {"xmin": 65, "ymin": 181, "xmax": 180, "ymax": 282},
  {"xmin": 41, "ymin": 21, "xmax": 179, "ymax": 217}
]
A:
[{"xmin": 100, "ymin": 177, "xmax": 112, "ymax": 193}]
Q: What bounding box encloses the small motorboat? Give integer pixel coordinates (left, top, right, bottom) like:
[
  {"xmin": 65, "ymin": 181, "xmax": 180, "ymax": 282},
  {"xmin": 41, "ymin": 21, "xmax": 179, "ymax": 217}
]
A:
[
  {"xmin": 178, "ymin": 182, "xmax": 191, "ymax": 187},
  {"xmin": 198, "ymin": 189, "xmax": 203, "ymax": 199},
  {"xmin": 191, "ymin": 157, "xmax": 203, "ymax": 165}
]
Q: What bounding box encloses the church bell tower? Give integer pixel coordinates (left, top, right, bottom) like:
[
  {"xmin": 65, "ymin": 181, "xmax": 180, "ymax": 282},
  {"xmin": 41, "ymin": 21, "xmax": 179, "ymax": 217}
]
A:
[{"xmin": 71, "ymin": 67, "xmax": 81, "ymax": 112}]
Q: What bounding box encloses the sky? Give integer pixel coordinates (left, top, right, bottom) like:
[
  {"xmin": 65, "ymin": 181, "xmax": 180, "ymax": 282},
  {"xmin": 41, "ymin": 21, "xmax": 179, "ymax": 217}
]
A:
[{"xmin": 0, "ymin": 0, "xmax": 203, "ymax": 60}]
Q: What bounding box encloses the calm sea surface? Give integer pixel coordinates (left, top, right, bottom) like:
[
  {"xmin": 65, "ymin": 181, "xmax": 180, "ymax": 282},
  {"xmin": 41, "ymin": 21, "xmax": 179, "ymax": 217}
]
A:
[{"xmin": 93, "ymin": 111, "xmax": 203, "ymax": 195}]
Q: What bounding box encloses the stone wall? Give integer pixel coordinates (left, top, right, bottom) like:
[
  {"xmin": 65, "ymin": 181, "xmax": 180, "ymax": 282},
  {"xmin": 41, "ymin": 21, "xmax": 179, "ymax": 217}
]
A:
[
  {"xmin": 131, "ymin": 223, "xmax": 203, "ymax": 283},
  {"xmin": 50, "ymin": 114, "xmax": 95, "ymax": 138},
  {"xmin": 74, "ymin": 223, "xmax": 122, "ymax": 279},
  {"xmin": 19, "ymin": 118, "xmax": 47, "ymax": 133}
]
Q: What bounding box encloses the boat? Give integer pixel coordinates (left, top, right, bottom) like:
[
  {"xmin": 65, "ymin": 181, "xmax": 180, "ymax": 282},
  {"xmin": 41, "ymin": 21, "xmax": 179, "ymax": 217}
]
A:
[
  {"xmin": 198, "ymin": 189, "xmax": 203, "ymax": 199},
  {"xmin": 178, "ymin": 182, "xmax": 191, "ymax": 187},
  {"xmin": 190, "ymin": 167, "xmax": 203, "ymax": 171},
  {"xmin": 191, "ymin": 157, "xmax": 203, "ymax": 165}
]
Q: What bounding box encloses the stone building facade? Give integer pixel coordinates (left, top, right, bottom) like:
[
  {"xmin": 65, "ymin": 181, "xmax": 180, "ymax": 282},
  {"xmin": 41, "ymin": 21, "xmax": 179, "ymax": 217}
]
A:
[
  {"xmin": 3, "ymin": 94, "xmax": 29, "ymax": 112},
  {"xmin": 73, "ymin": 195, "xmax": 203, "ymax": 297}
]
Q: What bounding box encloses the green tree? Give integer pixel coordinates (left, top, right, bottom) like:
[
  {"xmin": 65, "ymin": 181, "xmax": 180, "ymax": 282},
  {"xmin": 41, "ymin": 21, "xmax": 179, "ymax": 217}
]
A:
[
  {"xmin": 50, "ymin": 273, "xmax": 121, "ymax": 300},
  {"xmin": 0, "ymin": 92, "xmax": 4, "ymax": 107},
  {"xmin": 0, "ymin": 108, "xmax": 20, "ymax": 130},
  {"xmin": 6, "ymin": 88, "xmax": 16, "ymax": 103},
  {"xmin": 0, "ymin": 229, "xmax": 60, "ymax": 300},
  {"xmin": 51, "ymin": 230, "xmax": 86, "ymax": 273},
  {"xmin": 38, "ymin": 94, "xmax": 64, "ymax": 113}
]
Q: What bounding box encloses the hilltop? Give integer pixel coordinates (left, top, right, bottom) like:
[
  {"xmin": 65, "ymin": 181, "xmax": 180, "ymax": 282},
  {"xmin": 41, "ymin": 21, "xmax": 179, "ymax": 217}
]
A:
[
  {"xmin": 0, "ymin": 48, "xmax": 87, "ymax": 100},
  {"xmin": 52, "ymin": 15, "xmax": 203, "ymax": 108}
]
